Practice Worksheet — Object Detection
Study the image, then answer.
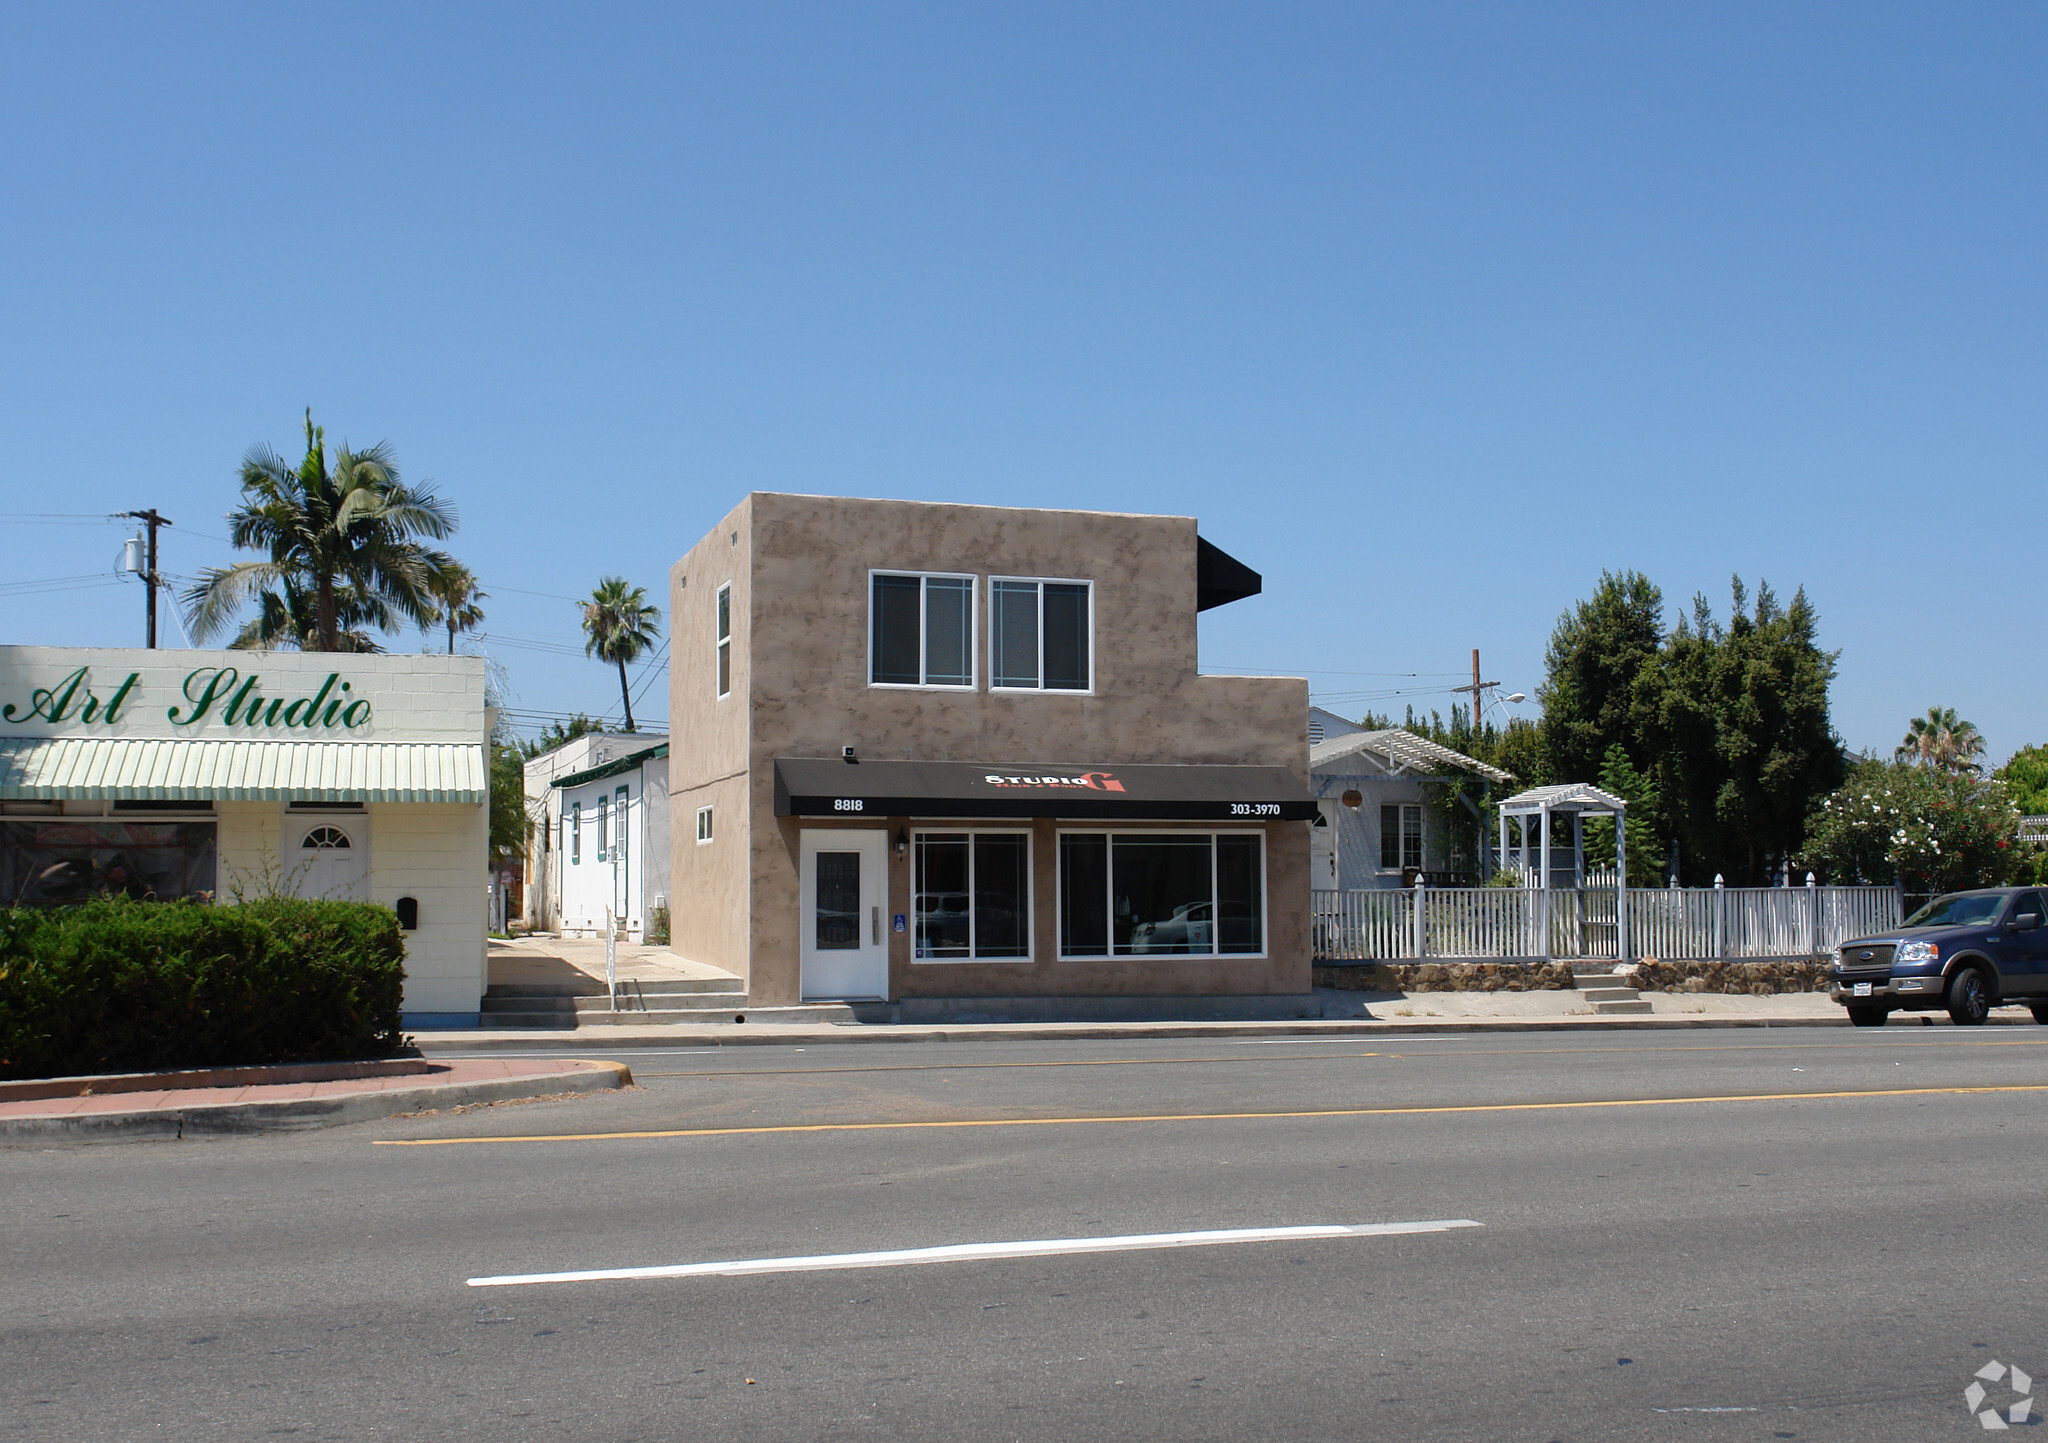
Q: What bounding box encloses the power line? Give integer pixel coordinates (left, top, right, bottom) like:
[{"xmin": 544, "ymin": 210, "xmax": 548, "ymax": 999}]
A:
[{"xmin": 0, "ymin": 572, "xmax": 132, "ymax": 596}]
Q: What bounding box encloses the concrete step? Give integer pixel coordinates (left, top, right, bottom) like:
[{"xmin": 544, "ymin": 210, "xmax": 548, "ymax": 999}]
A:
[
  {"xmin": 472, "ymin": 1002, "xmax": 862, "ymax": 1029},
  {"xmin": 484, "ymin": 977, "xmax": 742, "ymax": 999},
  {"xmin": 1578, "ymin": 986, "xmax": 1642, "ymax": 1004}
]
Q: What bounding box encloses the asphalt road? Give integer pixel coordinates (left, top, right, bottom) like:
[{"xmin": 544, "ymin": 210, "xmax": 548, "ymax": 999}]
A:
[{"xmin": 5, "ymin": 1026, "xmax": 2047, "ymax": 1441}]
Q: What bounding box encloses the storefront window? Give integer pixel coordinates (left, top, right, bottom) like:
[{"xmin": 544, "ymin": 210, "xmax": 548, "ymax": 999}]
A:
[
  {"xmin": 0, "ymin": 820, "xmax": 216, "ymax": 904},
  {"xmin": 914, "ymin": 831, "xmax": 1029, "ymax": 960},
  {"xmin": 1058, "ymin": 832, "xmax": 1264, "ymax": 958}
]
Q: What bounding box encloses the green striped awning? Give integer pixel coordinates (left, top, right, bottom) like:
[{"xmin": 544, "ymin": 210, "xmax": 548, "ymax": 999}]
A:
[{"xmin": 0, "ymin": 737, "xmax": 486, "ymax": 804}]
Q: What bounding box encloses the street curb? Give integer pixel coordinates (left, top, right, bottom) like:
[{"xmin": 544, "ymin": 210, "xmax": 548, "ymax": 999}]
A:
[
  {"xmin": 412, "ymin": 1016, "xmax": 1882, "ymax": 1050},
  {"xmin": 0, "ymin": 1061, "xmax": 632, "ymax": 1143},
  {"xmin": 408, "ymin": 1009, "xmax": 2048, "ymax": 1051}
]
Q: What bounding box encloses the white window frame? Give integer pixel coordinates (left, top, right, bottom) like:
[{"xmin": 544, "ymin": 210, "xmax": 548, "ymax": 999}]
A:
[
  {"xmin": 1380, "ymin": 803, "xmax": 1423, "ymax": 873},
  {"xmin": 570, "ymin": 802, "xmax": 581, "ymax": 865},
  {"xmin": 988, "ymin": 575, "xmax": 1095, "ymax": 694},
  {"xmin": 1053, "ymin": 828, "xmax": 1267, "ymax": 960},
  {"xmin": 910, "ymin": 826, "xmax": 1034, "ymax": 963},
  {"xmin": 716, "ymin": 582, "xmax": 732, "ymax": 699},
  {"xmin": 697, "ymin": 805, "xmax": 715, "ymax": 844},
  {"xmin": 867, "ymin": 569, "xmax": 979, "ymax": 691},
  {"xmin": 596, "ymin": 795, "xmax": 609, "ymax": 862}
]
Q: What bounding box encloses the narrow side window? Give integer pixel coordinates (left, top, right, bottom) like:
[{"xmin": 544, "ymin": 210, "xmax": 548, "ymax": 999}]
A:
[{"xmin": 716, "ymin": 583, "xmax": 732, "ymax": 698}]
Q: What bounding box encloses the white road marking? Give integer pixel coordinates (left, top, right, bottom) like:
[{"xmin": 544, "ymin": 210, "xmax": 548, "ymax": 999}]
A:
[{"xmin": 467, "ymin": 1220, "xmax": 1482, "ymax": 1288}]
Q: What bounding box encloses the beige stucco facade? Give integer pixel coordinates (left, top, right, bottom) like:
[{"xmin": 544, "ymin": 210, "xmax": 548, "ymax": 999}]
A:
[{"xmin": 667, "ymin": 493, "xmax": 1310, "ymax": 1006}]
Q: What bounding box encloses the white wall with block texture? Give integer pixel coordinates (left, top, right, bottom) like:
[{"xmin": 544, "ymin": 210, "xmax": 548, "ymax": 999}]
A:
[{"xmin": 369, "ymin": 801, "xmax": 487, "ymax": 1014}]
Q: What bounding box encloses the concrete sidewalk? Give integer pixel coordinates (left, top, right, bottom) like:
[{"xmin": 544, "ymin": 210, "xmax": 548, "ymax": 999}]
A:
[
  {"xmin": 0, "ymin": 1057, "xmax": 632, "ymax": 1142},
  {"xmin": 409, "ymin": 989, "xmax": 2048, "ymax": 1051}
]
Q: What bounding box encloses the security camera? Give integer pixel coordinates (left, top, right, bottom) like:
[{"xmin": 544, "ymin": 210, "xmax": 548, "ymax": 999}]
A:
[{"xmin": 842, "ymin": 745, "xmax": 857, "ymax": 762}]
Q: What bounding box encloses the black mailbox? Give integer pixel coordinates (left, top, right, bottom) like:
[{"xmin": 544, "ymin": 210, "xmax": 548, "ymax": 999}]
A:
[{"xmin": 395, "ymin": 896, "xmax": 419, "ymax": 930}]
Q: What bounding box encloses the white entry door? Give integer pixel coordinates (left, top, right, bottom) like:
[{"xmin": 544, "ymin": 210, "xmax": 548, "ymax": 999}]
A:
[
  {"xmin": 289, "ymin": 816, "xmax": 369, "ymax": 901},
  {"xmin": 800, "ymin": 829, "xmax": 889, "ymax": 1000}
]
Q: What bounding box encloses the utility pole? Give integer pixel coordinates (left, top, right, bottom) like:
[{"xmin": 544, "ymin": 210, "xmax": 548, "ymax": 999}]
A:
[
  {"xmin": 1448, "ymin": 648, "xmax": 1497, "ymax": 729},
  {"xmin": 122, "ymin": 509, "xmax": 173, "ymax": 648}
]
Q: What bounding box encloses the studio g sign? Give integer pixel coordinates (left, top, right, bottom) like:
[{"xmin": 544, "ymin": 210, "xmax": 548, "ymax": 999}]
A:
[{"xmin": 1, "ymin": 665, "xmax": 373, "ymax": 733}]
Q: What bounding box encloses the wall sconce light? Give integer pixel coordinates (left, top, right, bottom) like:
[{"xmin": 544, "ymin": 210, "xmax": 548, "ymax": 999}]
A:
[{"xmin": 894, "ymin": 828, "xmax": 909, "ymax": 858}]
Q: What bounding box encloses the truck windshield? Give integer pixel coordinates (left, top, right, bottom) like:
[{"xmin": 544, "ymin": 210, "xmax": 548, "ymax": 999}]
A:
[{"xmin": 1902, "ymin": 893, "xmax": 2006, "ymax": 928}]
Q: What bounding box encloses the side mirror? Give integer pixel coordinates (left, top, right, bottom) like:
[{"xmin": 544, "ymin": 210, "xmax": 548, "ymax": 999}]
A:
[{"xmin": 2013, "ymin": 913, "xmax": 2040, "ymax": 932}]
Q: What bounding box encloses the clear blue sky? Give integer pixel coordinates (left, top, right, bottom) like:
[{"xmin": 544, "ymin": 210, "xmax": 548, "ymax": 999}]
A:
[{"xmin": 2, "ymin": 4, "xmax": 2041, "ymax": 761}]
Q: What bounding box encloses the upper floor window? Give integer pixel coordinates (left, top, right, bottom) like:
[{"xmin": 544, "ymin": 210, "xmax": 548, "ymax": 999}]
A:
[
  {"xmin": 870, "ymin": 572, "xmax": 975, "ymax": 688},
  {"xmin": 716, "ymin": 583, "xmax": 732, "ymax": 698},
  {"xmin": 697, "ymin": 805, "xmax": 714, "ymax": 844},
  {"xmin": 991, "ymin": 578, "xmax": 1091, "ymax": 691}
]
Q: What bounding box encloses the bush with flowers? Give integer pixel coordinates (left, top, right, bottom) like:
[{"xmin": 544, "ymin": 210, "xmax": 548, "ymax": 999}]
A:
[{"xmin": 1801, "ymin": 760, "xmax": 2020, "ymax": 892}]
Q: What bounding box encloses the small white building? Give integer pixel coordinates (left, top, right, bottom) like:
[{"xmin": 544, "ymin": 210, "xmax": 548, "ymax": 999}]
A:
[
  {"xmin": 523, "ymin": 735, "xmax": 669, "ymax": 940},
  {"xmin": 0, "ymin": 646, "xmax": 490, "ymax": 1025},
  {"xmin": 1310, "ymin": 727, "xmax": 1513, "ymax": 890}
]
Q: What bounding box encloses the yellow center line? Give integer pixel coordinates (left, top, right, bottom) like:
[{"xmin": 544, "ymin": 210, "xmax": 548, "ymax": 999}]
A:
[
  {"xmin": 374, "ymin": 1082, "xmax": 2048, "ymax": 1146},
  {"xmin": 629, "ymin": 1036, "xmax": 2048, "ymax": 1079}
]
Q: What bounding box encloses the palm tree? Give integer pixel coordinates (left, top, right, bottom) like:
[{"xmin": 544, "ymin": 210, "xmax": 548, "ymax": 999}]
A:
[
  {"xmin": 228, "ymin": 574, "xmax": 389, "ymax": 653},
  {"xmin": 1897, "ymin": 706, "xmax": 1986, "ymax": 774},
  {"xmin": 581, "ymin": 577, "xmax": 661, "ymax": 732},
  {"xmin": 425, "ymin": 560, "xmax": 487, "ymax": 654},
  {"xmin": 183, "ymin": 409, "xmax": 458, "ymax": 652}
]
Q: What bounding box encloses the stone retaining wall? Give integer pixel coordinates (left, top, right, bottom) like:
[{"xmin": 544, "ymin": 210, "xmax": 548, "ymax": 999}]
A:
[
  {"xmin": 1314, "ymin": 957, "xmax": 1835, "ymax": 994},
  {"xmin": 1314, "ymin": 962, "xmax": 1578, "ymax": 993},
  {"xmin": 1629, "ymin": 957, "xmax": 1834, "ymax": 995}
]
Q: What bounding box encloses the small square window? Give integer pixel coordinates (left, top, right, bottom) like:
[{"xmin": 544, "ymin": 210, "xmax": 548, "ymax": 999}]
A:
[{"xmin": 697, "ymin": 805, "xmax": 714, "ymax": 844}]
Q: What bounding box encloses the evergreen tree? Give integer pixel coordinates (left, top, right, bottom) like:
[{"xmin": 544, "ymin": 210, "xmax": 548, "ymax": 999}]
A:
[
  {"xmin": 1537, "ymin": 570, "xmax": 1663, "ymax": 784},
  {"xmin": 1636, "ymin": 577, "xmax": 1844, "ymax": 883}
]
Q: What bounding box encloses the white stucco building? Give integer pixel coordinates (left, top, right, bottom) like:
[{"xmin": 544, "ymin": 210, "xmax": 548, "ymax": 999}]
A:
[
  {"xmin": 0, "ymin": 646, "xmax": 490, "ymax": 1024},
  {"xmin": 521, "ymin": 732, "xmax": 670, "ymax": 940}
]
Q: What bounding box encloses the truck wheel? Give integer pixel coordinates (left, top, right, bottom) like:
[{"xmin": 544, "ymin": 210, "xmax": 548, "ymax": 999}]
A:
[
  {"xmin": 1846, "ymin": 1004, "xmax": 1889, "ymax": 1027},
  {"xmin": 1946, "ymin": 968, "xmax": 1992, "ymax": 1026}
]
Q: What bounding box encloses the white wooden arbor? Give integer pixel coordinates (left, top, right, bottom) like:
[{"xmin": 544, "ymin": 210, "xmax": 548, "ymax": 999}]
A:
[{"xmin": 1498, "ymin": 782, "xmax": 1631, "ymax": 963}]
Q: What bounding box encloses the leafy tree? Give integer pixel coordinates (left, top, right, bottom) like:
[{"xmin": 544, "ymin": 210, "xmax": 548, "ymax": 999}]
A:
[
  {"xmin": 1994, "ymin": 744, "xmax": 2048, "ymax": 816},
  {"xmin": 518, "ymin": 714, "xmax": 604, "ymax": 761},
  {"xmin": 580, "ymin": 578, "xmax": 661, "ymax": 732},
  {"xmin": 1802, "ymin": 758, "xmax": 2019, "ymax": 892},
  {"xmin": 1634, "ymin": 577, "xmax": 1844, "ymax": 884},
  {"xmin": 426, "ymin": 560, "xmax": 487, "ymax": 655},
  {"xmin": 1538, "ymin": 570, "xmax": 1663, "ymax": 784},
  {"xmin": 1896, "ymin": 706, "xmax": 1986, "ymax": 775},
  {"xmin": 184, "ymin": 410, "xmax": 458, "ymax": 652},
  {"xmin": 488, "ymin": 716, "xmax": 527, "ymax": 869}
]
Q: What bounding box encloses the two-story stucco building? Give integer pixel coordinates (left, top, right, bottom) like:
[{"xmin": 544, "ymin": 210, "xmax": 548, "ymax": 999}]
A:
[{"xmin": 665, "ymin": 494, "xmax": 1314, "ymax": 1007}]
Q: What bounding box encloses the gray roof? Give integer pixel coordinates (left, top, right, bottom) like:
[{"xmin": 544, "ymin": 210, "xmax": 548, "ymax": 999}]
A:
[
  {"xmin": 1497, "ymin": 782, "xmax": 1628, "ymax": 816},
  {"xmin": 1309, "ymin": 728, "xmax": 1514, "ymax": 785}
]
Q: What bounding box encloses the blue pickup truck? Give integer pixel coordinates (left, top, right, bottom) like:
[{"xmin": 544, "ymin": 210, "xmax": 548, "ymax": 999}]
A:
[{"xmin": 1829, "ymin": 887, "xmax": 2048, "ymax": 1027}]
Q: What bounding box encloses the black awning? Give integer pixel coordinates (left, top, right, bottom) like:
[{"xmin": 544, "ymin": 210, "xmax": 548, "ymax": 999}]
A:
[
  {"xmin": 1196, "ymin": 536, "xmax": 1262, "ymax": 612},
  {"xmin": 774, "ymin": 757, "xmax": 1316, "ymax": 821}
]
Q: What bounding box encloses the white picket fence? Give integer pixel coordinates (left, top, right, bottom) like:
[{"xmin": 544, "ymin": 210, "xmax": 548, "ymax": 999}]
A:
[{"xmin": 1312, "ymin": 880, "xmax": 1901, "ymax": 962}]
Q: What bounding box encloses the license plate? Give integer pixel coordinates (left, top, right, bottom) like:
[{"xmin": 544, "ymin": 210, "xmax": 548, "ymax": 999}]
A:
[{"xmin": 1853, "ymin": 982, "xmax": 1873, "ymax": 997}]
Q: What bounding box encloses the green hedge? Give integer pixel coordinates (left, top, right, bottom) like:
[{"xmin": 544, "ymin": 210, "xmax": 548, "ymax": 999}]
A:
[{"xmin": 0, "ymin": 897, "xmax": 406, "ymax": 1081}]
